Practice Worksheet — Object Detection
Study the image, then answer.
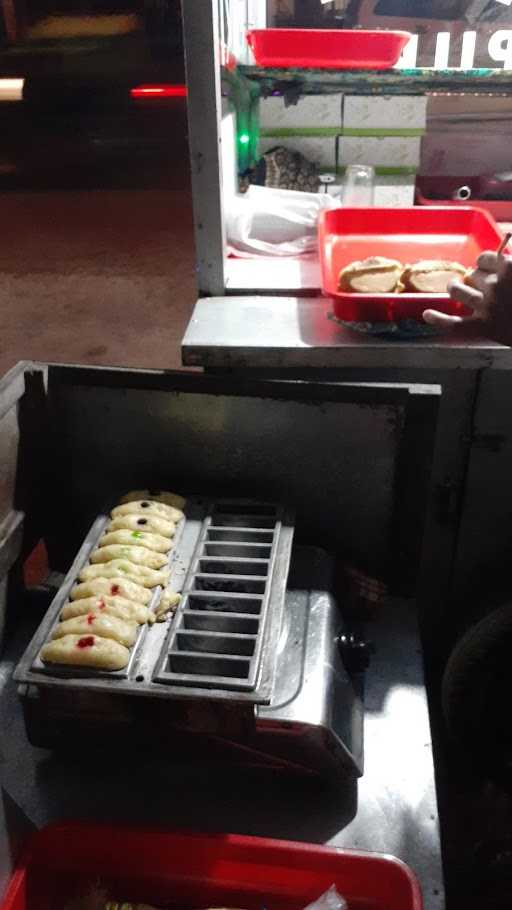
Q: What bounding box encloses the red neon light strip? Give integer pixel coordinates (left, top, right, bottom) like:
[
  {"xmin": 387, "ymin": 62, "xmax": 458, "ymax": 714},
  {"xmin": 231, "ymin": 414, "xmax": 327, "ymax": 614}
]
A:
[{"xmin": 131, "ymin": 84, "xmax": 187, "ymax": 99}]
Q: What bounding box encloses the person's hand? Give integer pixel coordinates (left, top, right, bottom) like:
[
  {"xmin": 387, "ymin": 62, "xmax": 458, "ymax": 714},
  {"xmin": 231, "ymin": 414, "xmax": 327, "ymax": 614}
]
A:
[{"xmin": 422, "ymin": 251, "xmax": 512, "ymax": 345}]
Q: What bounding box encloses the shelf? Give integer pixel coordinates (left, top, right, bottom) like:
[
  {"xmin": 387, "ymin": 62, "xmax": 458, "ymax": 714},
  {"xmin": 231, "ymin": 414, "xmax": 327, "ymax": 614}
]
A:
[
  {"xmin": 226, "ymin": 256, "xmax": 321, "ymax": 294},
  {"xmin": 239, "ymin": 65, "xmax": 512, "ymax": 97},
  {"xmin": 182, "ymin": 295, "xmax": 512, "ymax": 372},
  {"xmin": 225, "ymin": 177, "xmax": 416, "ymax": 295}
]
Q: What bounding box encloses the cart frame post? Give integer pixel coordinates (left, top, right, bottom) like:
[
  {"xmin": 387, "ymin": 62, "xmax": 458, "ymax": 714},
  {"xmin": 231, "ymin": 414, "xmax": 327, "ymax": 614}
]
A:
[{"xmin": 182, "ymin": 0, "xmax": 226, "ymax": 295}]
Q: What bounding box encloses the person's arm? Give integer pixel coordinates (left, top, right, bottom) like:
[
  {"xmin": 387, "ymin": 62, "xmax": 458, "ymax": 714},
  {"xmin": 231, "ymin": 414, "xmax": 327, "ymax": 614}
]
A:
[{"xmin": 423, "ymin": 251, "xmax": 512, "ymax": 346}]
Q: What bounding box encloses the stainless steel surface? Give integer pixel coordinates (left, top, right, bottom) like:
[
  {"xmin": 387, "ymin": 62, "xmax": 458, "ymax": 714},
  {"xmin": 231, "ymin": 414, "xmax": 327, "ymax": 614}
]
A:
[
  {"xmin": 343, "ymin": 599, "xmax": 443, "ymax": 910},
  {"xmin": 258, "ymin": 549, "xmax": 364, "ymax": 778},
  {"xmin": 154, "ymin": 501, "xmax": 295, "ymax": 703},
  {"xmin": 182, "ymin": 0, "xmax": 226, "ymax": 296},
  {"xmin": 0, "ymin": 597, "xmax": 442, "ymax": 909},
  {"xmin": 182, "ymin": 296, "xmax": 512, "ymax": 370}
]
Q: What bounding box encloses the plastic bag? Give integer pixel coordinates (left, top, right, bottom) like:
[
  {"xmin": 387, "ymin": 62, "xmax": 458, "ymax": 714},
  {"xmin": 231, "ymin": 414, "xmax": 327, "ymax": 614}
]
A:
[
  {"xmin": 303, "ymin": 885, "xmax": 348, "ymax": 910},
  {"xmin": 226, "ymin": 185, "xmax": 338, "ymax": 257}
]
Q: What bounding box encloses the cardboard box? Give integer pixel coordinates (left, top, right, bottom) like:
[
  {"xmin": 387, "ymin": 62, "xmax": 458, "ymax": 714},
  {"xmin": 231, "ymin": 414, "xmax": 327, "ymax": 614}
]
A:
[
  {"xmin": 340, "ymin": 136, "xmax": 421, "ymax": 169},
  {"xmin": 343, "ymin": 95, "xmax": 427, "ymax": 131},
  {"xmin": 260, "ymin": 94, "xmax": 343, "ymax": 130}
]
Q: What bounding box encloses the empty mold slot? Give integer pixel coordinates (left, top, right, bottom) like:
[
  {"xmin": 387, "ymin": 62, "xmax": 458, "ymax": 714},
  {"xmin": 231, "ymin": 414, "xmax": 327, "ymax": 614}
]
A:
[
  {"xmin": 207, "ymin": 528, "xmax": 275, "ymax": 544},
  {"xmin": 209, "ymin": 515, "xmax": 276, "ymax": 528},
  {"xmin": 193, "ymin": 575, "xmax": 267, "ymax": 595},
  {"xmin": 198, "ymin": 558, "xmax": 269, "ymax": 577},
  {"xmin": 213, "ymin": 503, "xmax": 277, "ymax": 517},
  {"xmin": 203, "ymin": 543, "xmax": 273, "ymax": 559},
  {"xmin": 176, "ymin": 631, "xmax": 256, "ymax": 656},
  {"xmin": 187, "ymin": 594, "xmax": 263, "ymax": 614},
  {"xmin": 182, "ymin": 612, "xmax": 260, "ymax": 634},
  {"xmin": 168, "ymin": 653, "xmax": 251, "ymax": 679}
]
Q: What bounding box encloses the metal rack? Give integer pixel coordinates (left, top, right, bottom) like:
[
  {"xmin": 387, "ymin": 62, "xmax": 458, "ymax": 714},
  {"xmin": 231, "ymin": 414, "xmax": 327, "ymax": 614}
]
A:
[{"xmin": 239, "ymin": 64, "xmax": 512, "ymax": 95}]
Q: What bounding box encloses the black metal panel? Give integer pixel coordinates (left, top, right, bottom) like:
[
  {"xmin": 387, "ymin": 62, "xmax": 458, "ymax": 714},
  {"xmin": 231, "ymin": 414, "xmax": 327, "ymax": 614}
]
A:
[{"xmin": 40, "ymin": 365, "xmax": 440, "ymax": 584}]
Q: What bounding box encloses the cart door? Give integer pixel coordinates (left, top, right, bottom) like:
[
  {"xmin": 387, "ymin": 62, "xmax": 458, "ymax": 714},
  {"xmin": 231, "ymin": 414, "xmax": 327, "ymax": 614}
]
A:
[{"xmin": 38, "ymin": 365, "xmax": 441, "ymax": 597}]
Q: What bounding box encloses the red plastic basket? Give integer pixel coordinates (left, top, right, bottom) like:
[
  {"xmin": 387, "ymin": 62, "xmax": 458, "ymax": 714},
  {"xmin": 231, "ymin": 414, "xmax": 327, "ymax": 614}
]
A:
[
  {"xmin": 318, "ymin": 206, "xmax": 505, "ymax": 323},
  {"xmin": 246, "ymin": 29, "xmax": 411, "ymax": 70},
  {"xmin": 1, "ymin": 824, "xmax": 422, "ymax": 910}
]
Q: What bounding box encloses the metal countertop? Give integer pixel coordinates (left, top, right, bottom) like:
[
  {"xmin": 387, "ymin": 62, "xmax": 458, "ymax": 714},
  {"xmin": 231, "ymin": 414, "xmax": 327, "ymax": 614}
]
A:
[
  {"xmin": 182, "ymin": 295, "xmax": 512, "ymax": 372},
  {"xmin": 0, "ymin": 599, "xmax": 443, "ymax": 910}
]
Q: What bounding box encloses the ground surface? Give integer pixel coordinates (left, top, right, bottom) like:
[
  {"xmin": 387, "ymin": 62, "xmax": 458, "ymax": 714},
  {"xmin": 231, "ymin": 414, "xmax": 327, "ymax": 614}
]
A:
[{"xmin": 0, "ymin": 168, "xmax": 195, "ymax": 375}]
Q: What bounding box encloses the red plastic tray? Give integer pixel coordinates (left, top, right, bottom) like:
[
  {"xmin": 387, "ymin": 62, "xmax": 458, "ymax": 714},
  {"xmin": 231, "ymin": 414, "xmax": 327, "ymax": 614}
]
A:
[
  {"xmin": 1, "ymin": 823, "xmax": 422, "ymax": 910},
  {"xmin": 246, "ymin": 29, "xmax": 411, "ymax": 70},
  {"xmin": 318, "ymin": 206, "xmax": 505, "ymax": 323}
]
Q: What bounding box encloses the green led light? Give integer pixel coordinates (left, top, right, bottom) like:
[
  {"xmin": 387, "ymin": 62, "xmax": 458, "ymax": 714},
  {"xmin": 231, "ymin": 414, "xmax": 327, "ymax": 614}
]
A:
[{"xmin": 239, "ymin": 133, "xmax": 250, "ymax": 145}]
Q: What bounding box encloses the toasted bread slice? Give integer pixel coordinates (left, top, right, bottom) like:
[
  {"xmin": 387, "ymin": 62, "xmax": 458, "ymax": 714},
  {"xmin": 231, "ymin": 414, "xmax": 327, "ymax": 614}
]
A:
[
  {"xmin": 338, "ymin": 257, "xmax": 404, "ymax": 293},
  {"xmin": 401, "ymin": 260, "xmax": 467, "ymax": 294}
]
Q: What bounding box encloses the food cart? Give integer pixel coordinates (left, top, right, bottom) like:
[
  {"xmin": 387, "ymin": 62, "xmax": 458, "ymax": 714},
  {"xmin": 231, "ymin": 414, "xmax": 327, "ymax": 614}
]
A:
[
  {"xmin": 178, "ymin": 2, "xmax": 512, "ymax": 903},
  {"xmin": 2, "ymin": 3, "xmax": 512, "ymax": 909},
  {"xmin": 181, "ymin": 0, "xmax": 512, "ymax": 624}
]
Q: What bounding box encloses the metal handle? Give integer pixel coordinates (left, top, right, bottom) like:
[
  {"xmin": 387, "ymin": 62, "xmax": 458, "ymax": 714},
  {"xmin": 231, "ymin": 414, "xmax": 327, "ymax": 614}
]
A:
[{"xmin": 453, "ymin": 185, "xmax": 472, "ymax": 201}]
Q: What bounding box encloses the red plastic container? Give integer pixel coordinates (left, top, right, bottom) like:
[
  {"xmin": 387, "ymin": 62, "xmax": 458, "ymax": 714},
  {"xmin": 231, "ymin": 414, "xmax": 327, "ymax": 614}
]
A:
[
  {"xmin": 1, "ymin": 823, "xmax": 422, "ymax": 910},
  {"xmin": 318, "ymin": 206, "xmax": 505, "ymax": 323},
  {"xmin": 246, "ymin": 29, "xmax": 411, "ymax": 70}
]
